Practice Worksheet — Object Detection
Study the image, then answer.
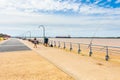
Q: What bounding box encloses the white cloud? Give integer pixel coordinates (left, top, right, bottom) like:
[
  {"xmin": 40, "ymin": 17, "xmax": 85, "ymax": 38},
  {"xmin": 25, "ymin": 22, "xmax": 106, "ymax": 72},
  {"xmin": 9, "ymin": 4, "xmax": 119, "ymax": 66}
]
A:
[
  {"xmin": 0, "ymin": 0, "xmax": 120, "ymax": 37},
  {"xmin": 0, "ymin": 0, "xmax": 120, "ymax": 16},
  {"xmin": 79, "ymin": 4, "xmax": 120, "ymax": 15},
  {"xmin": 107, "ymin": 0, "xmax": 112, "ymax": 2},
  {"xmin": 86, "ymin": 0, "xmax": 90, "ymax": 2},
  {"xmin": 115, "ymin": 0, "xmax": 120, "ymax": 3},
  {"xmin": 94, "ymin": 0, "xmax": 101, "ymax": 4},
  {"xmin": 0, "ymin": 0, "xmax": 80, "ymax": 14}
]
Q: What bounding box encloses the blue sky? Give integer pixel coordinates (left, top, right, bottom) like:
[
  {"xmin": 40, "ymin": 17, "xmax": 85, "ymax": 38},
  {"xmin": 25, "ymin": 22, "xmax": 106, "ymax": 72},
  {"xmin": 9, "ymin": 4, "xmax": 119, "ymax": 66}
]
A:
[{"xmin": 0, "ymin": 0, "xmax": 120, "ymax": 37}]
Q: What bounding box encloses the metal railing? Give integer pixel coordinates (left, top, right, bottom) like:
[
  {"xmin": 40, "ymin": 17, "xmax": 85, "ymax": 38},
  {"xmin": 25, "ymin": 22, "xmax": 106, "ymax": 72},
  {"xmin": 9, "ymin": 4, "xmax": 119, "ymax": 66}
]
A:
[
  {"xmin": 26, "ymin": 38, "xmax": 120, "ymax": 61},
  {"xmin": 46, "ymin": 40, "xmax": 120, "ymax": 61}
]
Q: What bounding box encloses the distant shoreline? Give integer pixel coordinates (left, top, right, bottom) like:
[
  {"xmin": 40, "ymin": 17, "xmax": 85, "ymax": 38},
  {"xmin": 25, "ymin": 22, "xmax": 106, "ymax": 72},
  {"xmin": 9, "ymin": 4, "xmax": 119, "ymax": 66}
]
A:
[
  {"xmin": 53, "ymin": 37, "xmax": 120, "ymax": 39},
  {"xmin": 15, "ymin": 37, "xmax": 120, "ymax": 39}
]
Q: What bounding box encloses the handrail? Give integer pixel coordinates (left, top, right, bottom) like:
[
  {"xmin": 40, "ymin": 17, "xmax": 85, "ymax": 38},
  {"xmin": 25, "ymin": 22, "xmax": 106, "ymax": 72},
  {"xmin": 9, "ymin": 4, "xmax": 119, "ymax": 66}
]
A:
[{"xmin": 26, "ymin": 38, "xmax": 120, "ymax": 61}]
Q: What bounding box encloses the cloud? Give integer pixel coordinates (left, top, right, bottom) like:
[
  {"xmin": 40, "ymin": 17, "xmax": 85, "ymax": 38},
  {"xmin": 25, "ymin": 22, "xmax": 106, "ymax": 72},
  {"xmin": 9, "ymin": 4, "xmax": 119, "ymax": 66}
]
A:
[
  {"xmin": 0, "ymin": 0, "xmax": 120, "ymax": 16},
  {"xmin": 107, "ymin": 0, "xmax": 112, "ymax": 2},
  {"xmin": 0, "ymin": 0, "xmax": 120, "ymax": 37},
  {"xmin": 94, "ymin": 0, "xmax": 101, "ymax": 4},
  {"xmin": 115, "ymin": 0, "xmax": 120, "ymax": 3},
  {"xmin": 79, "ymin": 4, "xmax": 120, "ymax": 15},
  {"xmin": 0, "ymin": 0, "xmax": 80, "ymax": 15}
]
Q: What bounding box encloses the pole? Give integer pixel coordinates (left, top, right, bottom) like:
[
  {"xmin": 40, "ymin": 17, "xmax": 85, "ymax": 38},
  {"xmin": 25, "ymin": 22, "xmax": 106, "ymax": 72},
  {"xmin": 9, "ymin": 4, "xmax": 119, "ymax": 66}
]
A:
[
  {"xmin": 105, "ymin": 46, "xmax": 109, "ymax": 61},
  {"xmin": 38, "ymin": 25, "xmax": 45, "ymax": 38},
  {"xmin": 27, "ymin": 31, "xmax": 31, "ymax": 38},
  {"xmin": 38, "ymin": 25, "xmax": 46, "ymax": 44}
]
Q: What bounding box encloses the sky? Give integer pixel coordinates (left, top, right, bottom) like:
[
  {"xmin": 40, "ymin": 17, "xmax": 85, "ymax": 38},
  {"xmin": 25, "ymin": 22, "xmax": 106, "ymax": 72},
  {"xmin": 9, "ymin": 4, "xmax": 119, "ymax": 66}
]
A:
[{"xmin": 0, "ymin": 0, "xmax": 120, "ymax": 37}]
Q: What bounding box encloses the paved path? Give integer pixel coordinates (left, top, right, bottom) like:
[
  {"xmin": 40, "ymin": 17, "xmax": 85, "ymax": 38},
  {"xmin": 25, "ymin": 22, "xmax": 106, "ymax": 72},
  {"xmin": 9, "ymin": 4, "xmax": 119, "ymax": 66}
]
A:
[
  {"xmin": 0, "ymin": 39, "xmax": 31, "ymax": 52},
  {"xmin": 21, "ymin": 39, "xmax": 120, "ymax": 80},
  {"xmin": 0, "ymin": 39, "xmax": 74, "ymax": 80}
]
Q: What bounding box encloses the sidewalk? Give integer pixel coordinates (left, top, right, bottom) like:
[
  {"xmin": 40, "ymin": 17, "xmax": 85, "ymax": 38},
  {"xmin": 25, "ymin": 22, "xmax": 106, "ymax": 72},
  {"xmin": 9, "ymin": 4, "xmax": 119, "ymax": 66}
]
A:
[
  {"xmin": 21, "ymin": 39, "xmax": 120, "ymax": 80},
  {"xmin": 0, "ymin": 39, "xmax": 74, "ymax": 80},
  {"xmin": 0, "ymin": 39, "xmax": 8, "ymax": 44}
]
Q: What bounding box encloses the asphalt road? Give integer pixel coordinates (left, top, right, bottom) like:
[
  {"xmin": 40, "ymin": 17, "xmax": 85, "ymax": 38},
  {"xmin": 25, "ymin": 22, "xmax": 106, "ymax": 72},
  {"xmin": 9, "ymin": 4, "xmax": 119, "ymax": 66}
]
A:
[{"xmin": 0, "ymin": 38, "xmax": 31, "ymax": 52}]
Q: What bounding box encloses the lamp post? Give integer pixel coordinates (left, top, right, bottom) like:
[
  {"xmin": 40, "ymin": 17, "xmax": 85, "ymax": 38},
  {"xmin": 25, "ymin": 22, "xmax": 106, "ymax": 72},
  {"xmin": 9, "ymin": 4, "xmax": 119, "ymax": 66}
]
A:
[
  {"xmin": 27, "ymin": 31, "xmax": 31, "ymax": 38},
  {"xmin": 38, "ymin": 25, "xmax": 46, "ymax": 44},
  {"xmin": 38, "ymin": 25, "xmax": 45, "ymax": 38}
]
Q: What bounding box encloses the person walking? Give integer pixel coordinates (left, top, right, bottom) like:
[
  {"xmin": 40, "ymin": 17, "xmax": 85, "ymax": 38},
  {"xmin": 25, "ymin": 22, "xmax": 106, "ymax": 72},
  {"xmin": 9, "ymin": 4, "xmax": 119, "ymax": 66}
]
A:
[
  {"xmin": 33, "ymin": 37, "xmax": 38, "ymax": 48},
  {"xmin": 44, "ymin": 37, "xmax": 48, "ymax": 47}
]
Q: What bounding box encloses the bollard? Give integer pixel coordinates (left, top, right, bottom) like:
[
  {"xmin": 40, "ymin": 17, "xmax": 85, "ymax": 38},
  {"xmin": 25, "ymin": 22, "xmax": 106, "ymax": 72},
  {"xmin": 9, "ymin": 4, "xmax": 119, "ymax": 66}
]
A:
[
  {"xmin": 78, "ymin": 43, "xmax": 81, "ymax": 54},
  {"xmin": 89, "ymin": 44, "xmax": 92, "ymax": 56},
  {"xmin": 58, "ymin": 41, "xmax": 60, "ymax": 48},
  {"xmin": 105, "ymin": 46, "xmax": 109, "ymax": 61},
  {"xmin": 63, "ymin": 42, "xmax": 66, "ymax": 49},
  {"xmin": 70, "ymin": 42, "xmax": 72, "ymax": 51}
]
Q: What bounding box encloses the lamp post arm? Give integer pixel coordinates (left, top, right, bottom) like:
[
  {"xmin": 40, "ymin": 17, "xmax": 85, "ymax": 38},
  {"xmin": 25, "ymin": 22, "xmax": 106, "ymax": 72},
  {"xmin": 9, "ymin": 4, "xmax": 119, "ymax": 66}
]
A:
[{"xmin": 39, "ymin": 25, "xmax": 45, "ymax": 38}]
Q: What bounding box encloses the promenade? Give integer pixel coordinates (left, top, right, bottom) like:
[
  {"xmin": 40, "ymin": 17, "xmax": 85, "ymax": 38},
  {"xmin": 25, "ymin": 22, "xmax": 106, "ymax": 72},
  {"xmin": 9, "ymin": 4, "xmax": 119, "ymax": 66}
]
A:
[
  {"xmin": 0, "ymin": 39, "xmax": 74, "ymax": 80},
  {"xmin": 0, "ymin": 38, "xmax": 120, "ymax": 80}
]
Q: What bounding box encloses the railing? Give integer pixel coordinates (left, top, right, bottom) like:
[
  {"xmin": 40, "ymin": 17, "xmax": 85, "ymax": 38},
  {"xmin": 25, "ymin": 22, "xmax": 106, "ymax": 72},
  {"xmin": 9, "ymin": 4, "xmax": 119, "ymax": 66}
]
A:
[
  {"xmin": 26, "ymin": 38, "xmax": 120, "ymax": 61},
  {"xmin": 47, "ymin": 40, "xmax": 120, "ymax": 61}
]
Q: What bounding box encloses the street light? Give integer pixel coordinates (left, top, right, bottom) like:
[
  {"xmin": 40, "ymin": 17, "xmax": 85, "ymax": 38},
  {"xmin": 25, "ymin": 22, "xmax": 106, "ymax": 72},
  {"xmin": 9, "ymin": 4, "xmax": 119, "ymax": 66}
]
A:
[
  {"xmin": 27, "ymin": 31, "xmax": 31, "ymax": 38},
  {"xmin": 22, "ymin": 31, "xmax": 31, "ymax": 39},
  {"xmin": 38, "ymin": 25, "xmax": 47, "ymax": 44},
  {"xmin": 38, "ymin": 25, "xmax": 45, "ymax": 38}
]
